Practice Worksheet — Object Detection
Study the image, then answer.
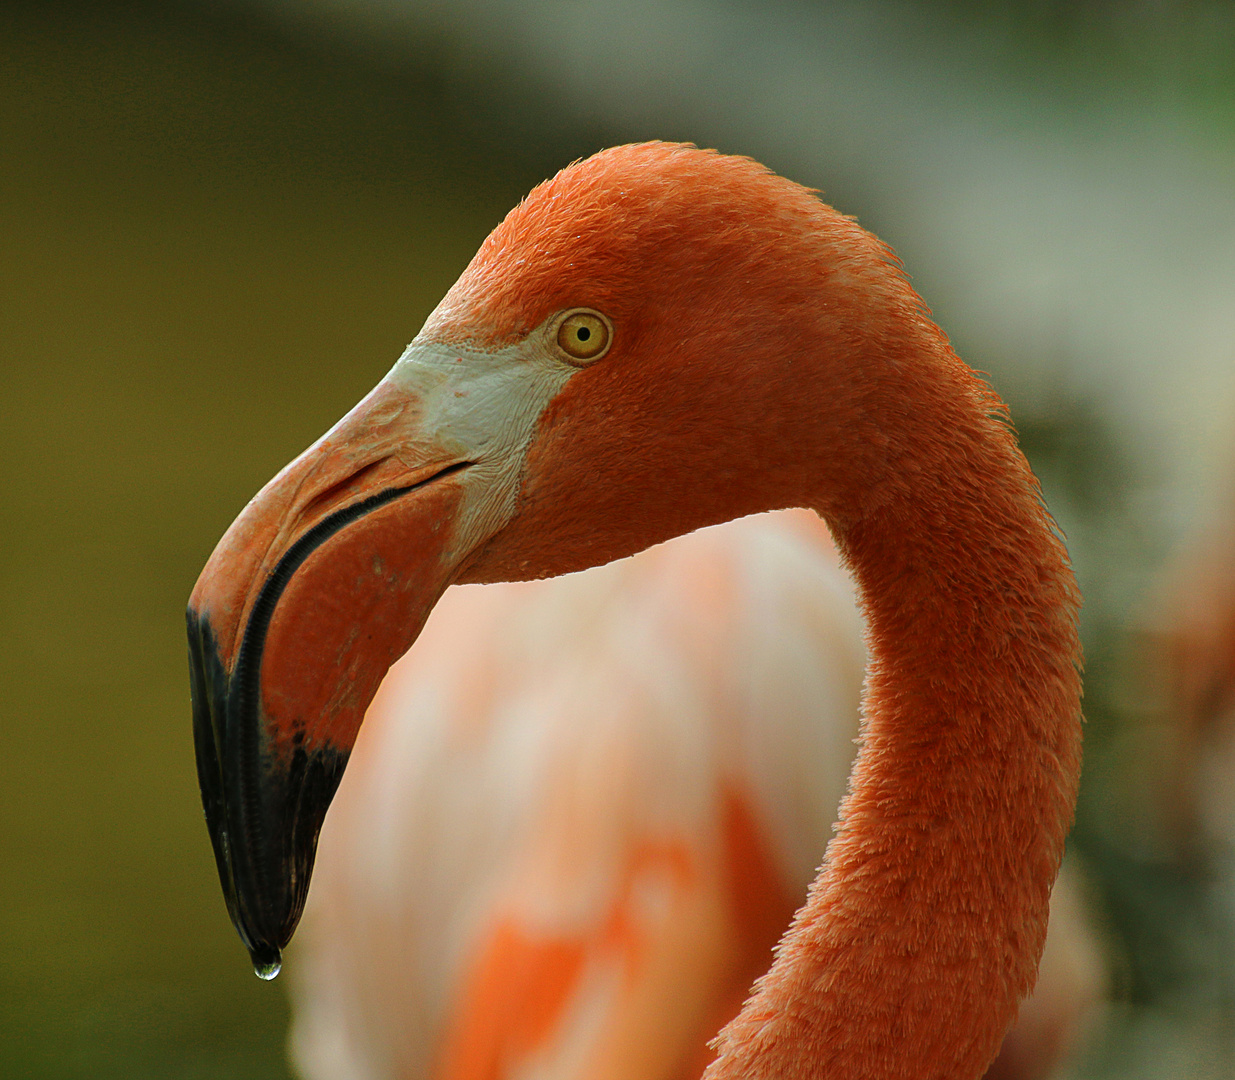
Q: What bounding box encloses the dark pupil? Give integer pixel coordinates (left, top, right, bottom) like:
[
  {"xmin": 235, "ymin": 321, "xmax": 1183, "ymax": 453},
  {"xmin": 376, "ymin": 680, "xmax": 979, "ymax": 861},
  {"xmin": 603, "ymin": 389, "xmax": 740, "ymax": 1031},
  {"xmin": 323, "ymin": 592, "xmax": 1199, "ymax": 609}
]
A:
[{"xmin": 576, "ymin": 326, "xmax": 591, "ymax": 342}]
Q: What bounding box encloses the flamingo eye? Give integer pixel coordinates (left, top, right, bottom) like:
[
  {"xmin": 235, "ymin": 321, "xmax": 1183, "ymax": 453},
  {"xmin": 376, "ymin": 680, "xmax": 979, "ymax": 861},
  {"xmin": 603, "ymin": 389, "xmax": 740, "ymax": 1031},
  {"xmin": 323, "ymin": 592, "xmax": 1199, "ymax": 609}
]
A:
[{"xmin": 555, "ymin": 310, "xmax": 612, "ymax": 364}]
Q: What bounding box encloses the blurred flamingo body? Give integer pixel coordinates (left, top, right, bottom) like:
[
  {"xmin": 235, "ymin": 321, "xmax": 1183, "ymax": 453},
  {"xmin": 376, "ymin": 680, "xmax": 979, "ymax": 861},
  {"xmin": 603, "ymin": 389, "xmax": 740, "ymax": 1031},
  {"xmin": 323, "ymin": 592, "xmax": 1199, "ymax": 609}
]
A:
[
  {"xmin": 189, "ymin": 143, "xmax": 1085, "ymax": 1080},
  {"xmin": 1159, "ymin": 492, "xmax": 1235, "ymax": 830},
  {"xmin": 290, "ymin": 511, "xmax": 861, "ymax": 1080},
  {"xmin": 289, "ymin": 513, "xmax": 1100, "ymax": 1080}
]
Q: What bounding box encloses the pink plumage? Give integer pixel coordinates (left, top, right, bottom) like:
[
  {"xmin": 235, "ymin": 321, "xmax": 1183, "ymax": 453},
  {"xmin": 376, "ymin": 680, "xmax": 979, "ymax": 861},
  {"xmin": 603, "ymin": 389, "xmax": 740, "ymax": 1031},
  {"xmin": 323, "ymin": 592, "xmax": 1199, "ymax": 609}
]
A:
[{"xmin": 288, "ymin": 512, "xmax": 1100, "ymax": 1080}]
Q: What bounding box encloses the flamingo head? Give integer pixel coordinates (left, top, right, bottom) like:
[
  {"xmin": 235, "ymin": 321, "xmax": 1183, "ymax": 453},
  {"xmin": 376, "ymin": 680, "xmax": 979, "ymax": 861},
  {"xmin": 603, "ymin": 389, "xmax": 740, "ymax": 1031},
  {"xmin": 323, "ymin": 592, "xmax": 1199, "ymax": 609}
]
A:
[{"xmin": 187, "ymin": 142, "xmax": 911, "ymax": 973}]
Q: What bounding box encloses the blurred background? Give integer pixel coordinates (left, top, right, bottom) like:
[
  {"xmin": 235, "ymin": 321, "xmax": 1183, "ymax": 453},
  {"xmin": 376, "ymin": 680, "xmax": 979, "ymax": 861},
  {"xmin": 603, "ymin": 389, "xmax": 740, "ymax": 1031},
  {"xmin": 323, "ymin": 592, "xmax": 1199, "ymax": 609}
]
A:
[{"xmin": 2, "ymin": 0, "xmax": 1234, "ymax": 1076}]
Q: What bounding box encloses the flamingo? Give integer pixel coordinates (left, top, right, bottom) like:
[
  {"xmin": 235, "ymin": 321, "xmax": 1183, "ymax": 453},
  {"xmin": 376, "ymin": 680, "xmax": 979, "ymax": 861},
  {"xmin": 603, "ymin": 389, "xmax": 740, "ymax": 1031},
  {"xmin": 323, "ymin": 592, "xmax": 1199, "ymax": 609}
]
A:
[
  {"xmin": 286, "ymin": 511, "xmax": 1102, "ymax": 1080},
  {"xmin": 187, "ymin": 142, "xmax": 1083, "ymax": 1080},
  {"xmin": 1156, "ymin": 495, "xmax": 1235, "ymax": 843}
]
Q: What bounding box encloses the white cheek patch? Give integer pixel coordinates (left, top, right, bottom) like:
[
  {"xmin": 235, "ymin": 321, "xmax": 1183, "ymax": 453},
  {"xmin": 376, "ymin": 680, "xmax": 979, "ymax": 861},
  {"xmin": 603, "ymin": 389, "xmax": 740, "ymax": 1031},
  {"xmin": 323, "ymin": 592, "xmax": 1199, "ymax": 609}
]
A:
[{"xmin": 385, "ymin": 331, "xmax": 578, "ymax": 564}]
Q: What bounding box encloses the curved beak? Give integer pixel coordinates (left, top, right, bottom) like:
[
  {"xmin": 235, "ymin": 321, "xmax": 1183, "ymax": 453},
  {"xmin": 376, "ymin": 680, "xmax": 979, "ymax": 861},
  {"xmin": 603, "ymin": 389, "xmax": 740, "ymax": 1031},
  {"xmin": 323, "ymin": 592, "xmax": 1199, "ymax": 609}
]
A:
[{"xmin": 187, "ymin": 376, "xmax": 473, "ymax": 976}]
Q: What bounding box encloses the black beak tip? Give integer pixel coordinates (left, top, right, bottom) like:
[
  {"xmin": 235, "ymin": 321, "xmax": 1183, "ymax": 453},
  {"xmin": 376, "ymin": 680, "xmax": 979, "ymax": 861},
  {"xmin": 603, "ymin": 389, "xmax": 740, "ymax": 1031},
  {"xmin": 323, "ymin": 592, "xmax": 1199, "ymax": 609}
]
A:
[{"xmin": 188, "ymin": 605, "xmax": 351, "ymax": 978}]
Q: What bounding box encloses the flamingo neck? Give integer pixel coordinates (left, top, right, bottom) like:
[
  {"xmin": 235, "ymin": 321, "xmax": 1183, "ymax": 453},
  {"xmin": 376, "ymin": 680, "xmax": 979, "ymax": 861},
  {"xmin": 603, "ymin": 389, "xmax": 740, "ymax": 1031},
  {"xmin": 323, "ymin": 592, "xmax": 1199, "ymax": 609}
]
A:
[{"xmin": 707, "ymin": 354, "xmax": 1083, "ymax": 1080}]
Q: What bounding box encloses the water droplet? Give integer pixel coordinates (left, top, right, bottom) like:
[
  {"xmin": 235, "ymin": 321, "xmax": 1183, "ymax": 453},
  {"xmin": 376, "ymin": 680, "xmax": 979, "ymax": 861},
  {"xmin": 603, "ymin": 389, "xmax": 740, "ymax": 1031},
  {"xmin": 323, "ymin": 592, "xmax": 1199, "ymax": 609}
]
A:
[{"xmin": 249, "ymin": 943, "xmax": 282, "ymax": 981}]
